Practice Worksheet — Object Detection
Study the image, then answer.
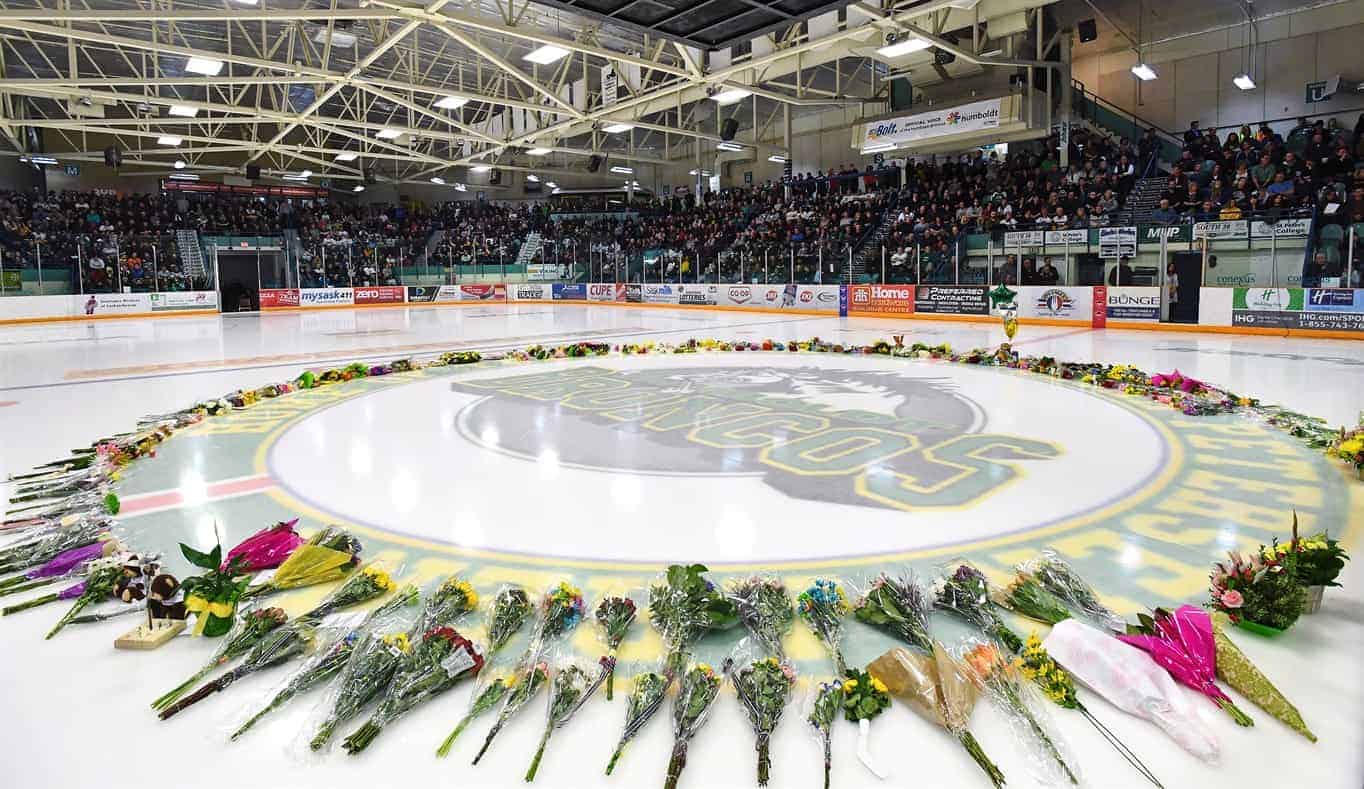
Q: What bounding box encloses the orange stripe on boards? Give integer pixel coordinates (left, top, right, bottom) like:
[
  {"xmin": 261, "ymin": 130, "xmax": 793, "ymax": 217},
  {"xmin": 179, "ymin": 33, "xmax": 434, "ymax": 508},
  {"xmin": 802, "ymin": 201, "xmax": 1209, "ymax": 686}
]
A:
[{"xmin": 0, "ymin": 309, "xmax": 212, "ymax": 326}]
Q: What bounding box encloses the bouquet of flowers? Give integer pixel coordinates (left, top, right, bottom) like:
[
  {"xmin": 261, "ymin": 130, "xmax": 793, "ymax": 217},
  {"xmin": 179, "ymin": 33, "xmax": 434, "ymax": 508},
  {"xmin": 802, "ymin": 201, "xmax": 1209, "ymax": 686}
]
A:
[
  {"xmin": 1261, "ymin": 527, "xmax": 1349, "ymax": 588},
  {"xmin": 807, "ymin": 680, "xmax": 844, "ymax": 789},
  {"xmin": 179, "ymin": 538, "xmax": 252, "ymax": 637},
  {"xmin": 853, "ymin": 573, "xmax": 933, "ymax": 652},
  {"xmin": 1208, "ymin": 546, "xmax": 1306, "ymax": 631},
  {"xmin": 472, "ymin": 659, "xmax": 550, "ymax": 764},
  {"xmin": 242, "ymin": 527, "xmax": 363, "ymax": 599},
  {"xmin": 604, "ymin": 666, "xmax": 669, "ymax": 774},
  {"xmin": 1000, "ymin": 573, "xmax": 1073, "ymax": 626},
  {"xmin": 0, "ymin": 519, "xmax": 107, "ymax": 575},
  {"xmin": 840, "ymin": 668, "xmax": 891, "ymax": 779},
  {"xmin": 664, "ymin": 663, "xmax": 724, "ymax": 789},
  {"xmin": 797, "ymin": 578, "xmax": 852, "ymax": 673},
  {"xmin": 232, "ymin": 630, "xmax": 361, "ymax": 739},
  {"xmin": 162, "ymin": 585, "xmax": 420, "ymax": 721},
  {"xmin": 730, "ymin": 576, "xmax": 795, "ymax": 660},
  {"xmin": 524, "ymin": 656, "xmax": 611, "ymax": 781},
  {"xmin": 1120, "ymin": 606, "xmax": 1254, "ymax": 726},
  {"xmin": 0, "ymin": 537, "xmax": 119, "ymax": 599},
  {"xmin": 1209, "ymin": 613, "xmax": 1316, "ymax": 742},
  {"xmin": 435, "ymin": 668, "xmax": 517, "ymax": 757},
  {"xmin": 486, "ymin": 585, "xmax": 534, "ymax": 654},
  {"xmin": 1043, "ymin": 618, "xmax": 1219, "ymax": 762},
  {"xmin": 649, "ymin": 564, "xmax": 738, "ymax": 676},
  {"xmin": 528, "ymin": 581, "xmax": 586, "ymax": 656},
  {"xmin": 1019, "ymin": 550, "xmax": 1125, "ymax": 632},
  {"xmin": 153, "ymin": 607, "xmax": 288, "ymax": 710},
  {"xmin": 42, "ymin": 562, "xmax": 126, "ymax": 639},
  {"xmin": 867, "ymin": 643, "xmax": 1006, "ymax": 788},
  {"xmin": 726, "ymin": 657, "xmax": 796, "ymax": 786},
  {"xmin": 342, "ymin": 627, "xmax": 485, "ymax": 754},
  {"xmin": 222, "ymin": 519, "xmax": 303, "ymax": 574},
  {"xmin": 962, "ymin": 641, "xmax": 1079, "ymax": 785},
  {"xmin": 309, "ymin": 629, "xmax": 413, "ymax": 750},
  {"xmin": 414, "ymin": 575, "xmax": 479, "ymax": 633},
  {"xmin": 296, "ymin": 564, "xmax": 396, "ymax": 623},
  {"xmin": 1017, "ymin": 632, "xmax": 1163, "ymax": 787},
  {"xmin": 935, "ymin": 563, "xmax": 1023, "ymax": 653},
  {"xmin": 594, "ymin": 595, "xmax": 637, "ymax": 699}
]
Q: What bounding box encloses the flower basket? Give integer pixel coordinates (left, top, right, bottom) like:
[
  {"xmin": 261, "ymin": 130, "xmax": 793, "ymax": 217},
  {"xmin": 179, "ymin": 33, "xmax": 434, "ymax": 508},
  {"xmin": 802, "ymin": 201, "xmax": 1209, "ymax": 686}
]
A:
[
  {"xmin": 1301, "ymin": 585, "xmax": 1325, "ymax": 615},
  {"xmin": 1235, "ymin": 619, "xmax": 1285, "ymax": 638}
]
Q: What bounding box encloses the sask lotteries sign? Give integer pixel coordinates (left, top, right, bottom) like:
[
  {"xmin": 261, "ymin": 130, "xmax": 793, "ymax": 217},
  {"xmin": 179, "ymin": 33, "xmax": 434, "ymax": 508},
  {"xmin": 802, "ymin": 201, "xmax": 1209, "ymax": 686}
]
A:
[
  {"xmin": 914, "ymin": 285, "xmax": 988, "ymax": 315},
  {"xmin": 677, "ymin": 284, "xmax": 718, "ymax": 306}
]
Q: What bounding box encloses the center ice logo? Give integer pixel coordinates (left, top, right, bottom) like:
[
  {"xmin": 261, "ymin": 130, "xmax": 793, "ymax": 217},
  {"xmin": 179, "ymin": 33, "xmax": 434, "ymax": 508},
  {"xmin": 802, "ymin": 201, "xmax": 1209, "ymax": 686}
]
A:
[{"xmin": 452, "ymin": 365, "xmax": 1060, "ymax": 511}]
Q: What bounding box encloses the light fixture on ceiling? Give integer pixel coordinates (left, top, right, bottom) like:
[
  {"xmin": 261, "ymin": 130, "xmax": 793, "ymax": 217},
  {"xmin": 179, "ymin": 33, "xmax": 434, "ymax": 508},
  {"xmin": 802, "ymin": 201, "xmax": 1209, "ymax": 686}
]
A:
[
  {"xmin": 688, "ymin": 169, "xmax": 712, "ymax": 176},
  {"xmin": 431, "ymin": 176, "xmax": 446, "ymax": 185},
  {"xmin": 1130, "ymin": 63, "xmax": 1157, "ymax": 81},
  {"xmin": 313, "ymin": 29, "xmax": 357, "ymax": 48},
  {"xmin": 470, "ymin": 165, "xmax": 491, "ymax": 173},
  {"xmin": 602, "ymin": 122, "xmax": 634, "ymax": 133},
  {"xmin": 157, "ymin": 136, "xmax": 183, "ymax": 146},
  {"xmin": 335, "ymin": 152, "xmax": 358, "ymax": 162},
  {"xmin": 352, "ymin": 184, "xmax": 365, "ymax": 192},
  {"xmin": 168, "ymin": 172, "xmax": 200, "ymax": 181},
  {"xmin": 545, "ymin": 181, "xmax": 558, "ymax": 188},
  {"xmin": 27, "ymin": 155, "xmax": 58, "ymax": 166},
  {"xmin": 610, "ymin": 165, "xmax": 633, "ymax": 174},
  {"xmin": 527, "ymin": 174, "xmax": 540, "ymax": 182},
  {"xmin": 876, "ymin": 37, "xmax": 931, "ymax": 59},
  {"xmin": 527, "ymin": 147, "xmax": 552, "ymax": 156},
  {"xmin": 375, "ymin": 128, "xmax": 401, "ymax": 139},
  {"xmin": 523, "ymin": 44, "xmax": 569, "ymax": 65},
  {"xmin": 300, "ymin": 169, "xmax": 313, "ymax": 177},
  {"xmin": 435, "ymin": 95, "xmax": 469, "ymax": 110},
  {"xmin": 862, "ymin": 142, "xmax": 896, "ymax": 154},
  {"xmin": 167, "ymin": 104, "xmax": 199, "ymax": 118},
  {"xmin": 716, "ymin": 142, "xmax": 743, "ymax": 152},
  {"xmin": 1233, "ymin": 73, "xmax": 1256, "ymax": 90},
  {"xmin": 767, "ymin": 154, "xmax": 788, "ymax": 163},
  {"xmin": 454, "ymin": 183, "xmax": 468, "ymax": 192},
  {"xmin": 710, "ymin": 87, "xmax": 752, "ymax": 104},
  {"xmin": 173, "ymin": 159, "xmax": 186, "ymax": 170},
  {"xmin": 184, "ymin": 57, "xmax": 224, "ymax": 76},
  {"xmin": 232, "ymin": 0, "xmax": 259, "ymax": 5}
]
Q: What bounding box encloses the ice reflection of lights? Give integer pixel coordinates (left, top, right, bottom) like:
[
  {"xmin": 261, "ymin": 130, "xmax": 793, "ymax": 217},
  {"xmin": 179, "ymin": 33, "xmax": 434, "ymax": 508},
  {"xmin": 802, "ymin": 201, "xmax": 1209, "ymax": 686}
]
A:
[
  {"xmin": 349, "ymin": 442, "xmax": 372, "ymax": 475},
  {"xmin": 452, "ymin": 512, "xmax": 484, "ymax": 546},
  {"xmin": 611, "ymin": 475, "xmax": 642, "ymax": 513},
  {"xmin": 179, "ymin": 470, "xmax": 208, "ymax": 507},
  {"xmin": 716, "ymin": 509, "xmax": 756, "ymax": 557},
  {"xmin": 481, "ymin": 426, "xmax": 500, "ymax": 447},
  {"xmin": 1120, "ymin": 545, "xmax": 1143, "ymax": 568},
  {"xmin": 538, "ymin": 449, "xmax": 561, "ymax": 480},
  {"xmin": 390, "ymin": 470, "xmax": 418, "ymax": 515},
  {"xmin": 195, "ymin": 514, "xmax": 218, "ymax": 547}
]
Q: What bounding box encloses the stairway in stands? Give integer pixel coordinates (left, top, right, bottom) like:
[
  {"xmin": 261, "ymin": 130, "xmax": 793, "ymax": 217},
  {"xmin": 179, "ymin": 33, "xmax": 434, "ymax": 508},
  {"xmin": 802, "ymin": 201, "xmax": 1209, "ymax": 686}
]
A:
[
  {"xmin": 1123, "ymin": 176, "xmax": 1169, "ymax": 223},
  {"xmin": 175, "ymin": 229, "xmax": 207, "ymax": 283},
  {"xmin": 844, "ymin": 210, "xmax": 897, "ymax": 283},
  {"xmin": 514, "ymin": 231, "xmax": 543, "ymax": 267},
  {"xmin": 417, "ymin": 229, "xmax": 444, "ymax": 269}
]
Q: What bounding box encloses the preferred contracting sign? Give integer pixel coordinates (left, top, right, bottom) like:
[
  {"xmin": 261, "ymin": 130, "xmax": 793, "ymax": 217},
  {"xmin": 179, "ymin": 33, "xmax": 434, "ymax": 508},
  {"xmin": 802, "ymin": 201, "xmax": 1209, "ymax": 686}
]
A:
[{"xmin": 861, "ymin": 98, "xmax": 1001, "ymax": 152}]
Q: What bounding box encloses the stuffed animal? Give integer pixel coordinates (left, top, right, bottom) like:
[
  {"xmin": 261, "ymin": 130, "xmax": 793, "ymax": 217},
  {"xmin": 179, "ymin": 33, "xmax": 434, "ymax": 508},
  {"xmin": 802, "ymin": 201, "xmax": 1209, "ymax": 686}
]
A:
[{"xmin": 147, "ymin": 573, "xmax": 187, "ymax": 620}]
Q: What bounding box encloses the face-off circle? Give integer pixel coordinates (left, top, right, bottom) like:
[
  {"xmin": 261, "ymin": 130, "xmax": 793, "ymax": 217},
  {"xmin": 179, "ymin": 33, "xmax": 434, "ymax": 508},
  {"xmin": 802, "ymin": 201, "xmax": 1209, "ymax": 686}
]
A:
[{"xmin": 268, "ymin": 354, "xmax": 1168, "ymax": 563}]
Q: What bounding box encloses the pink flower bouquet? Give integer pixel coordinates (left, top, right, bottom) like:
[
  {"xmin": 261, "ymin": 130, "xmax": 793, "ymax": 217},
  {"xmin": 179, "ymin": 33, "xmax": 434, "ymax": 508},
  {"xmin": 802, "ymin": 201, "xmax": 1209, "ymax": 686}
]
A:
[{"xmin": 1119, "ymin": 605, "xmax": 1254, "ymax": 727}]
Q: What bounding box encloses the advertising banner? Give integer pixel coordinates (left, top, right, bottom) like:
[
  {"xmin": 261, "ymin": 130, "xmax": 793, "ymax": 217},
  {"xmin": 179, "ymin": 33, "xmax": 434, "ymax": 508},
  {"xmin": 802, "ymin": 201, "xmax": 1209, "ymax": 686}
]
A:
[
  {"xmin": 526, "ymin": 263, "xmax": 559, "ymax": 282},
  {"xmin": 1044, "ymin": 229, "xmax": 1089, "ymax": 245},
  {"xmin": 622, "ymin": 283, "xmax": 642, "ymax": 303},
  {"xmin": 511, "ymin": 283, "xmax": 551, "ymax": 300},
  {"xmin": 839, "ymin": 284, "xmax": 848, "ymax": 317},
  {"xmin": 794, "ymin": 285, "xmax": 841, "ymax": 312},
  {"xmin": 353, "ymin": 286, "xmax": 405, "ymax": 305},
  {"xmin": 1192, "ymin": 221, "xmax": 1247, "ymax": 241},
  {"xmin": 1017, "ymin": 286, "xmax": 1092, "ymax": 321},
  {"xmin": 148, "ymin": 291, "xmax": 217, "ymax": 312},
  {"xmin": 0, "ymin": 270, "xmax": 19, "ymax": 289},
  {"xmin": 259, "ymin": 288, "xmax": 300, "ymax": 309},
  {"xmin": 1138, "ymin": 225, "xmax": 1192, "ymax": 244},
  {"xmin": 1105, "ymin": 287, "xmax": 1161, "ymax": 322},
  {"xmin": 1091, "ymin": 285, "xmax": 1107, "ymax": 328},
  {"xmin": 1099, "ymin": 226, "xmax": 1138, "ymax": 259},
  {"xmin": 677, "ymin": 284, "xmax": 719, "ymax": 306},
  {"xmin": 406, "ymin": 286, "xmax": 452, "ymax": 303},
  {"xmin": 458, "ymin": 284, "xmax": 506, "ymax": 301},
  {"xmin": 1250, "ymin": 218, "xmax": 1311, "ymax": 238},
  {"xmin": 587, "ymin": 283, "xmax": 616, "ymax": 302},
  {"xmin": 848, "ymin": 284, "xmax": 915, "ymax": 315},
  {"xmin": 1231, "ymin": 287, "xmax": 1306, "ymax": 329},
  {"xmin": 642, "ymin": 284, "xmax": 679, "ymax": 304},
  {"xmin": 300, "ymin": 287, "xmax": 354, "ymax": 307},
  {"xmin": 614, "ymin": 283, "xmax": 629, "ymax": 302},
  {"xmin": 78, "ymin": 293, "xmax": 153, "ymax": 315},
  {"xmin": 1306, "ymin": 288, "xmax": 1364, "ymax": 312},
  {"xmin": 552, "ymin": 283, "xmax": 586, "ymax": 301},
  {"xmin": 914, "ymin": 285, "xmax": 988, "ymax": 315},
  {"xmin": 861, "ymin": 97, "xmax": 1001, "ymax": 151},
  {"xmin": 720, "ymin": 284, "xmax": 792, "ymax": 308},
  {"xmin": 1003, "ymin": 230, "xmax": 1043, "ymax": 248}
]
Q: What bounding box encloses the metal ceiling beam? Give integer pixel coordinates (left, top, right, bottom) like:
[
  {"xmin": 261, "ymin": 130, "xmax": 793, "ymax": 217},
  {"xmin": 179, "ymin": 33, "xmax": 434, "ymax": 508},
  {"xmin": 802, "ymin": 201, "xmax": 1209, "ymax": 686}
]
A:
[{"xmin": 0, "ymin": 9, "xmax": 400, "ymax": 23}]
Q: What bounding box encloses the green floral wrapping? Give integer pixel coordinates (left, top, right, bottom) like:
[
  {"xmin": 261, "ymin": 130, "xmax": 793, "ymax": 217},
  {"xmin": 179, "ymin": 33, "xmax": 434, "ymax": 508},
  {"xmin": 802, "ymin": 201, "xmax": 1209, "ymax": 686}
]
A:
[{"xmin": 1210, "ymin": 615, "xmax": 1316, "ymax": 742}]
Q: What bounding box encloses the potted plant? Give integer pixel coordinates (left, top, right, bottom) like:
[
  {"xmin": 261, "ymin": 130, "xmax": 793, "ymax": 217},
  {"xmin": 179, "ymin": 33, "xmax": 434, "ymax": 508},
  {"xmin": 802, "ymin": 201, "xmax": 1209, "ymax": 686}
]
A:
[
  {"xmin": 178, "ymin": 540, "xmax": 250, "ymax": 637},
  {"xmin": 1209, "ymin": 541, "xmax": 1306, "ymax": 637},
  {"xmin": 1265, "ymin": 533, "xmax": 1350, "ymax": 614}
]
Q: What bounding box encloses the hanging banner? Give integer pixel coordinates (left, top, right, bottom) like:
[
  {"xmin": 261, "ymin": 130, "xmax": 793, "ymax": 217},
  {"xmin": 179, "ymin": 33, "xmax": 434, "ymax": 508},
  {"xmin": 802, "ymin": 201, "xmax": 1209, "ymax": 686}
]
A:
[
  {"xmin": 1099, "ymin": 226, "xmax": 1138, "ymax": 259},
  {"xmin": 861, "ymin": 97, "xmax": 1002, "ymax": 151},
  {"xmin": 601, "ymin": 64, "xmax": 618, "ymax": 107},
  {"xmin": 1003, "ymin": 230, "xmax": 1043, "ymax": 248}
]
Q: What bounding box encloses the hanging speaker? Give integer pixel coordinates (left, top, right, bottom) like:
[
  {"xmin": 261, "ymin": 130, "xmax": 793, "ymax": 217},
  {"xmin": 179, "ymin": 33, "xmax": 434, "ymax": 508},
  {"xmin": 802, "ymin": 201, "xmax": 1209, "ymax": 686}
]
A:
[
  {"xmin": 720, "ymin": 118, "xmax": 739, "ymax": 141},
  {"xmin": 103, "ymin": 146, "xmax": 122, "ymax": 168},
  {"xmin": 587, "ymin": 155, "xmax": 602, "ymax": 173},
  {"xmin": 1077, "ymin": 19, "xmax": 1098, "ymax": 43},
  {"xmin": 245, "ymin": 164, "xmax": 260, "ymax": 180},
  {"xmin": 364, "ymin": 168, "xmax": 376, "ymax": 185}
]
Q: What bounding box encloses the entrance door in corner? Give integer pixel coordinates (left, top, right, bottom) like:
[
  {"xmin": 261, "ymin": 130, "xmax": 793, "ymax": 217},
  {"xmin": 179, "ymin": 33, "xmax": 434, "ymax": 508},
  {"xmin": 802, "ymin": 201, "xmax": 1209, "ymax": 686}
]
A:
[{"xmin": 1164, "ymin": 251, "xmax": 1201, "ymax": 323}]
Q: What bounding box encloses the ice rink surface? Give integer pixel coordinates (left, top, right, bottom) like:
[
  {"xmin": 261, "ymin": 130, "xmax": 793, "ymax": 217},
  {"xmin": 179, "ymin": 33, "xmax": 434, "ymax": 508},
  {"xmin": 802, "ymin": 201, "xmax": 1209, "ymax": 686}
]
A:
[{"xmin": 1, "ymin": 303, "xmax": 1362, "ymax": 789}]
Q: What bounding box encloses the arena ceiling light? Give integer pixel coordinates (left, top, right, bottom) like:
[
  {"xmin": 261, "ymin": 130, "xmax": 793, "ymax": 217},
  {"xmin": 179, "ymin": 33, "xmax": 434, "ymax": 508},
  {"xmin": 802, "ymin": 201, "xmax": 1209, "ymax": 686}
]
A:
[
  {"xmin": 710, "ymin": 88, "xmax": 751, "ymax": 104},
  {"xmin": 1130, "ymin": 63, "xmax": 1158, "ymax": 81},
  {"xmin": 876, "ymin": 37, "xmax": 931, "ymax": 59},
  {"xmin": 545, "ymin": 181, "xmax": 558, "ymax": 188},
  {"xmin": 313, "ymin": 28, "xmax": 357, "ymax": 48},
  {"xmin": 352, "ymin": 185, "xmax": 365, "ymax": 192},
  {"xmin": 454, "ymin": 183, "xmax": 468, "ymax": 192},
  {"xmin": 716, "ymin": 142, "xmax": 743, "ymax": 152},
  {"xmin": 527, "ymin": 147, "xmax": 552, "ymax": 156},
  {"xmin": 610, "ymin": 165, "xmax": 633, "ymax": 174},
  {"xmin": 168, "ymin": 172, "xmax": 200, "ymax": 180},
  {"xmin": 233, "ymin": 0, "xmax": 259, "ymax": 5},
  {"xmin": 375, "ymin": 128, "xmax": 401, "ymax": 139},
  {"xmin": 334, "ymin": 152, "xmax": 358, "ymax": 162},
  {"xmin": 862, "ymin": 142, "xmax": 896, "ymax": 154},
  {"xmin": 767, "ymin": 154, "xmax": 788, "ymax": 163},
  {"xmin": 184, "ymin": 57, "xmax": 224, "ymax": 76},
  {"xmin": 526, "ymin": 174, "xmax": 540, "ymax": 182},
  {"xmin": 167, "ymin": 104, "xmax": 199, "ymax": 118},
  {"xmin": 430, "ymin": 176, "xmax": 446, "ymax": 185},
  {"xmin": 688, "ymin": 169, "xmax": 712, "ymax": 176},
  {"xmin": 470, "ymin": 165, "xmax": 491, "ymax": 173},
  {"xmin": 523, "ymin": 45, "xmax": 569, "ymax": 65},
  {"xmin": 173, "ymin": 159, "xmax": 186, "ymax": 170},
  {"xmin": 602, "ymin": 123, "xmax": 634, "ymax": 134},
  {"xmin": 434, "ymin": 95, "xmax": 469, "ymax": 110},
  {"xmin": 157, "ymin": 135, "xmax": 183, "ymax": 146},
  {"xmin": 26, "ymin": 155, "xmax": 58, "ymax": 166},
  {"xmin": 1233, "ymin": 73, "xmax": 1256, "ymax": 90}
]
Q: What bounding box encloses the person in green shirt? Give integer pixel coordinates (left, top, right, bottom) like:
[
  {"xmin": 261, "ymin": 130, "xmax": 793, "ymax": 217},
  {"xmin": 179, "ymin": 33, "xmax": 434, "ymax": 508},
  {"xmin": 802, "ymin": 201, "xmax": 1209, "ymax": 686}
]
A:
[{"xmin": 1250, "ymin": 154, "xmax": 1278, "ymax": 191}]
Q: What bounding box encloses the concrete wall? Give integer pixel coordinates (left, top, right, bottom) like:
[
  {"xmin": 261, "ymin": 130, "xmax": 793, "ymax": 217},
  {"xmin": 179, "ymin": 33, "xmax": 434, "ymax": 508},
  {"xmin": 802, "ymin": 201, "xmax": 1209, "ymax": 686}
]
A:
[{"xmin": 1072, "ymin": 5, "xmax": 1364, "ymax": 134}]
